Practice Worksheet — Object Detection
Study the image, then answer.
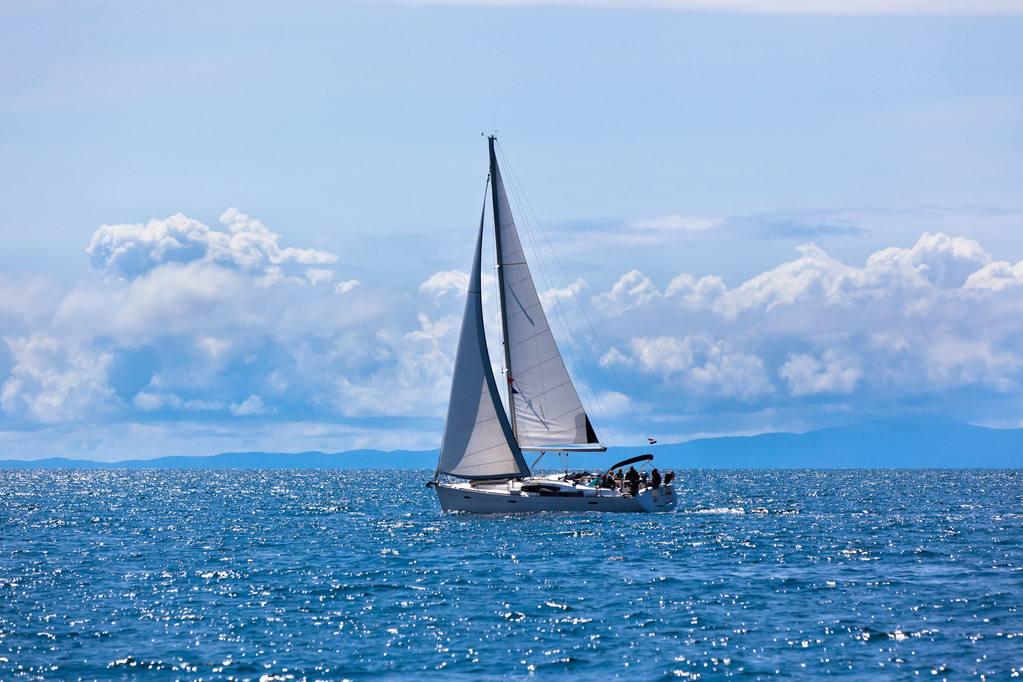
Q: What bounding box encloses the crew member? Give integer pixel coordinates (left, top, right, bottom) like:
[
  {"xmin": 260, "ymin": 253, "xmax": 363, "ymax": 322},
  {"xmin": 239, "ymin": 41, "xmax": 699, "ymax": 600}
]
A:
[{"xmin": 625, "ymin": 466, "xmax": 640, "ymax": 496}]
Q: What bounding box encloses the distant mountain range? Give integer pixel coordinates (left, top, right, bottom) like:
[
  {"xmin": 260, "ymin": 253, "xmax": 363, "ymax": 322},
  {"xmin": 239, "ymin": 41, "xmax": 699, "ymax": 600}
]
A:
[{"xmin": 2, "ymin": 421, "xmax": 1020, "ymax": 469}]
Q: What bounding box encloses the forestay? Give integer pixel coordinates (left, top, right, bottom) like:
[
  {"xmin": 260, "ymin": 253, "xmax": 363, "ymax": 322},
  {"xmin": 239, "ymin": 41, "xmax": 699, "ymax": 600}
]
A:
[
  {"xmin": 436, "ymin": 208, "xmax": 531, "ymax": 480},
  {"xmin": 490, "ymin": 144, "xmax": 601, "ymax": 450}
]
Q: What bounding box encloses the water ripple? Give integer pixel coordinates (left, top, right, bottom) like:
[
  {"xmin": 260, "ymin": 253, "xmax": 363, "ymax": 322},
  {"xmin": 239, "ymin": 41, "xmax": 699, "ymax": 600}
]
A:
[{"xmin": 1, "ymin": 469, "xmax": 1022, "ymax": 679}]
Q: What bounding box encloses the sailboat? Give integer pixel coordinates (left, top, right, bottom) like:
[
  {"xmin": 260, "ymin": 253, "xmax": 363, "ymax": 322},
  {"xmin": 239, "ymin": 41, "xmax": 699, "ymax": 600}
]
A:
[{"xmin": 428, "ymin": 137, "xmax": 676, "ymax": 513}]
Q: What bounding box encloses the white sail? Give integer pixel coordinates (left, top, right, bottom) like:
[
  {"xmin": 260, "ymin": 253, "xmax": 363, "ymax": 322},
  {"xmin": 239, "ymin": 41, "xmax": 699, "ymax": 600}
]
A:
[
  {"xmin": 436, "ymin": 211, "xmax": 530, "ymax": 480},
  {"xmin": 490, "ymin": 147, "xmax": 601, "ymax": 450}
]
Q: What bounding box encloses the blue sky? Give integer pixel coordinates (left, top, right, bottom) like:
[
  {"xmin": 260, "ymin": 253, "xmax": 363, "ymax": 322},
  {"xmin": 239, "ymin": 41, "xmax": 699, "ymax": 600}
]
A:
[{"xmin": 1, "ymin": 1, "xmax": 1022, "ymax": 459}]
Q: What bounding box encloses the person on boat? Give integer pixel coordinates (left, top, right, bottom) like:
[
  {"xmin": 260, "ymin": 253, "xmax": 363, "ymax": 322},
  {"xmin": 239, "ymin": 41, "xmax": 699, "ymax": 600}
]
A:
[
  {"xmin": 664, "ymin": 470, "xmax": 675, "ymax": 486},
  {"xmin": 625, "ymin": 466, "xmax": 640, "ymax": 496},
  {"xmin": 650, "ymin": 468, "xmax": 662, "ymax": 489}
]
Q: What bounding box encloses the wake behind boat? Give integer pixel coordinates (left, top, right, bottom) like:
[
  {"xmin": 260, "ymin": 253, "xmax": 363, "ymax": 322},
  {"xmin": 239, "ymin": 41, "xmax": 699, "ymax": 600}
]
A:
[{"xmin": 429, "ymin": 137, "xmax": 676, "ymax": 513}]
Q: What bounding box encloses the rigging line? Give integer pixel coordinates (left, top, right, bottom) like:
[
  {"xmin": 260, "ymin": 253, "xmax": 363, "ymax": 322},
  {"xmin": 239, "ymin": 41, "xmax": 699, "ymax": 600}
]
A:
[
  {"xmin": 496, "ymin": 144, "xmax": 626, "ymax": 438},
  {"xmin": 510, "ymin": 190, "xmax": 640, "ymax": 450},
  {"xmin": 497, "ymin": 150, "xmax": 618, "ymax": 451},
  {"xmin": 495, "ymin": 145, "xmax": 618, "ymax": 451},
  {"xmin": 496, "ymin": 142, "xmax": 654, "ymax": 446},
  {"xmin": 495, "ymin": 148, "xmax": 602, "ymax": 421},
  {"xmin": 494, "ymin": 147, "xmax": 615, "ymax": 448}
]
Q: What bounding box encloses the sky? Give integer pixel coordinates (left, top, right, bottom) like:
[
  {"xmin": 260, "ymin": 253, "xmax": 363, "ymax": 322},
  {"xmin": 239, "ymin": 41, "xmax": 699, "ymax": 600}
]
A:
[{"xmin": 1, "ymin": 0, "xmax": 1022, "ymax": 460}]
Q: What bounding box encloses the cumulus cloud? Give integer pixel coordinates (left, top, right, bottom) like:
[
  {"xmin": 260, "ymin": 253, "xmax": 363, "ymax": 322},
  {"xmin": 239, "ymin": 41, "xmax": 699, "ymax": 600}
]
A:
[
  {"xmin": 336, "ymin": 279, "xmax": 361, "ymax": 295},
  {"xmin": 965, "ymin": 260, "xmax": 1023, "ymax": 291},
  {"xmin": 540, "ymin": 278, "xmax": 587, "ymax": 307},
  {"xmin": 5, "ymin": 215, "xmax": 1023, "ymax": 452},
  {"xmin": 626, "ymin": 336, "xmax": 695, "ymax": 374},
  {"xmin": 419, "ymin": 270, "xmax": 470, "ymax": 299},
  {"xmin": 687, "ymin": 348, "xmax": 774, "ymax": 401},
  {"xmin": 0, "ymin": 274, "xmax": 63, "ymax": 332},
  {"xmin": 590, "ymin": 390, "xmax": 632, "ymax": 418},
  {"xmin": 230, "ymin": 394, "xmax": 271, "ymax": 416},
  {"xmin": 334, "ymin": 313, "xmax": 459, "ymax": 417},
  {"xmin": 1, "ymin": 335, "xmax": 115, "ymax": 422},
  {"xmin": 0, "ymin": 210, "xmax": 378, "ymax": 426},
  {"xmin": 922, "ymin": 338, "xmax": 1020, "ymax": 392},
  {"xmin": 595, "ymin": 269, "xmax": 661, "ymax": 313},
  {"xmin": 618, "ymin": 335, "xmax": 774, "ymax": 401},
  {"xmin": 133, "ymin": 391, "xmax": 224, "ymax": 412},
  {"xmin": 87, "ymin": 209, "xmax": 337, "ymax": 282},
  {"xmin": 779, "ymin": 350, "xmax": 862, "ymax": 396},
  {"xmin": 610, "ymin": 232, "xmax": 994, "ymax": 318},
  {"xmin": 594, "ymin": 232, "xmax": 1023, "ymax": 409}
]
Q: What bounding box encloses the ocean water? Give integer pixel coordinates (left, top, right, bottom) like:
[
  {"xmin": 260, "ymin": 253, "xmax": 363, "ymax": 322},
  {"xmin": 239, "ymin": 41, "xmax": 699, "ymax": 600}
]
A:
[{"xmin": 1, "ymin": 470, "xmax": 1022, "ymax": 680}]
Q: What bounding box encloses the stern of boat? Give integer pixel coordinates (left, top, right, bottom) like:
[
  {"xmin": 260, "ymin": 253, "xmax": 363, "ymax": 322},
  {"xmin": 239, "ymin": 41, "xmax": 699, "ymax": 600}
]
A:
[{"xmin": 637, "ymin": 483, "xmax": 677, "ymax": 512}]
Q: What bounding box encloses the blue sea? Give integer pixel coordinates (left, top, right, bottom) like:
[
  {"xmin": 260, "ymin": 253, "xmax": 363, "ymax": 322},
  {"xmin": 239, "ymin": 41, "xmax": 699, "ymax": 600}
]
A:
[{"xmin": 2, "ymin": 470, "xmax": 1022, "ymax": 680}]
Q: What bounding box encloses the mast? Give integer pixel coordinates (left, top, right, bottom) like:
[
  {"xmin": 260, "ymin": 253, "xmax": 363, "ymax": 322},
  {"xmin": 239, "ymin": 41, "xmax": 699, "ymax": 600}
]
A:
[{"xmin": 488, "ymin": 135, "xmax": 518, "ymax": 439}]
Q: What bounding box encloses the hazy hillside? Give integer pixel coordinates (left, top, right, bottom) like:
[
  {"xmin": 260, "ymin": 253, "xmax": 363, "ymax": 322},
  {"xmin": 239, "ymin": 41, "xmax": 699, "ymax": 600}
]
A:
[{"xmin": 2, "ymin": 421, "xmax": 1020, "ymax": 469}]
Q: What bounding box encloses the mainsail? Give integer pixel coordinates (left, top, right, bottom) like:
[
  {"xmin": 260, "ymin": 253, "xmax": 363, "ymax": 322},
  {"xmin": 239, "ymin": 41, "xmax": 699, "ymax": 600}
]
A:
[
  {"xmin": 436, "ymin": 198, "xmax": 531, "ymax": 480},
  {"xmin": 488, "ymin": 138, "xmax": 602, "ymax": 451}
]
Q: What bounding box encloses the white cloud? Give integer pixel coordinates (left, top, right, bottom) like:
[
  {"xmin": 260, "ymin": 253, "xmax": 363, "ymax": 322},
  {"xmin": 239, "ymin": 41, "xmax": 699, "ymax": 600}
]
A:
[
  {"xmin": 625, "ymin": 335, "xmax": 773, "ymax": 401},
  {"xmin": 923, "ymin": 338, "xmax": 1020, "ymax": 392},
  {"xmin": 306, "ymin": 268, "xmax": 336, "ymax": 286},
  {"xmin": 593, "ymin": 232, "xmax": 1023, "ymax": 404},
  {"xmin": 664, "ymin": 272, "xmax": 727, "ymax": 308},
  {"xmin": 652, "ymin": 232, "xmax": 992, "ymax": 318},
  {"xmin": 600, "ymin": 346, "xmax": 633, "ymax": 368},
  {"xmin": 54, "ymin": 262, "xmax": 250, "ymax": 342},
  {"xmin": 595, "ymin": 269, "xmax": 660, "ymax": 313},
  {"xmin": 864, "ymin": 231, "xmax": 989, "ymax": 288},
  {"xmin": 197, "ymin": 336, "xmax": 233, "ymax": 360},
  {"xmin": 87, "ymin": 209, "xmax": 337, "ymax": 283},
  {"xmin": 630, "ymin": 336, "xmax": 696, "ymax": 374},
  {"xmin": 133, "ymin": 391, "xmax": 224, "ymax": 412},
  {"xmin": 230, "ymin": 394, "xmax": 270, "ymax": 416},
  {"xmin": 779, "ymin": 350, "xmax": 862, "ymax": 396},
  {"xmin": 131, "ymin": 388, "xmax": 165, "ymax": 411},
  {"xmin": 406, "ymin": 0, "xmax": 1023, "ymax": 15},
  {"xmin": 0, "ymin": 273, "xmax": 62, "ymax": 331},
  {"xmin": 336, "ymin": 279, "xmax": 361, "ymax": 295},
  {"xmin": 627, "ymin": 215, "xmax": 723, "ymax": 232},
  {"xmin": 964, "ymin": 260, "xmax": 1023, "ymax": 291},
  {"xmin": 419, "ymin": 270, "xmax": 470, "ymax": 299},
  {"xmin": 540, "ymin": 278, "xmax": 587, "ymax": 308},
  {"xmin": 54, "ymin": 257, "xmax": 381, "ymax": 346},
  {"xmin": 590, "ymin": 390, "xmax": 632, "ymax": 418},
  {"xmin": 1, "ymin": 335, "xmax": 115, "ymax": 423},
  {"xmin": 686, "ymin": 346, "xmax": 774, "ymax": 400},
  {"xmin": 1, "ymin": 210, "xmax": 388, "ymax": 432},
  {"xmin": 6, "ymin": 214, "xmax": 1023, "ymax": 454},
  {"xmin": 334, "ymin": 313, "xmax": 460, "ymax": 418}
]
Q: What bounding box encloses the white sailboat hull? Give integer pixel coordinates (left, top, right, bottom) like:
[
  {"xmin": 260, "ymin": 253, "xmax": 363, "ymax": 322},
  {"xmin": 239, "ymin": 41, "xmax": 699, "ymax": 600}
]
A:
[{"xmin": 434, "ymin": 479, "xmax": 676, "ymax": 514}]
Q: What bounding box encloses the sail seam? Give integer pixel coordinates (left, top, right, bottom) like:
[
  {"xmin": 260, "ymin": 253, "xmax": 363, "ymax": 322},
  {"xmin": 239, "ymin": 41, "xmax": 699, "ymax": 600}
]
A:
[
  {"xmin": 454, "ymin": 454, "xmax": 523, "ymax": 467},
  {"xmin": 458, "ymin": 441, "xmax": 520, "ymax": 458},
  {"xmin": 517, "ymin": 401, "xmax": 587, "ymax": 425},
  {"xmin": 510, "ymin": 354, "xmax": 577, "ymax": 378}
]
